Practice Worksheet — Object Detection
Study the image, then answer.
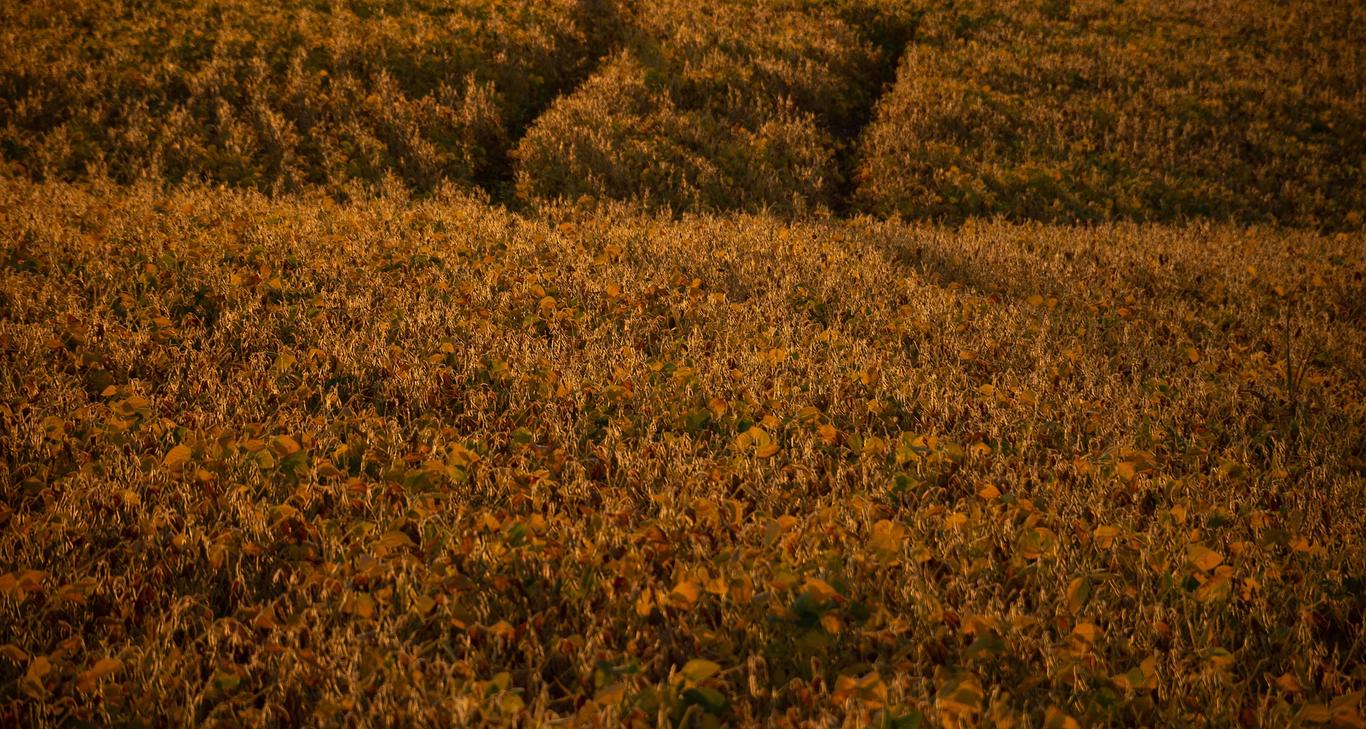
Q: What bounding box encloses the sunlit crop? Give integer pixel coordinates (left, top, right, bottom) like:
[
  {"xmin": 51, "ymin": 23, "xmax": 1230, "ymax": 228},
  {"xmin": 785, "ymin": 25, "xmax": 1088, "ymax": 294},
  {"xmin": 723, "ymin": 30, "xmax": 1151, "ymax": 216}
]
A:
[
  {"xmin": 2, "ymin": 0, "xmax": 1364, "ymax": 725},
  {"xmin": 3, "ymin": 180, "xmax": 1363, "ymax": 725},
  {"xmin": 855, "ymin": 0, "xmax": 1366, "ymax": 228}
]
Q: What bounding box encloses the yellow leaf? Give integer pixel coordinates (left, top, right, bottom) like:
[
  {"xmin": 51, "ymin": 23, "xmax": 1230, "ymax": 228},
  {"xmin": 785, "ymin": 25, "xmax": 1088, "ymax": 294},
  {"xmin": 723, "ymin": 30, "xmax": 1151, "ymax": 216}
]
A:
[
  {"xmin": 817, "ymin": 423, "xmax": 838, "ymax": 444},
  {"xmin": 862, "ymin": 435, "xmax": 887, "ymax": 457},
  {"xmin": 1332, "ymin": 689, "xmax": 1365, "ymax": 711},
  {"xmin": 803, "ymin": 577, "xmax": 840, "ymax": 602},
  {"xmin": 978, "ymin": 482, "xmax": 1001, "ymax": 500},
  {"xmin": 22, "ymin": 656, "xmax": 51, "ymax": 699},
  {"xmin": 1017, "ymin": 526, "xmax": 1058, "ymax": 560},
  {"xmin": 1276, "ymin": 672, "xmax": 1304, "ymax": 694},
  {"xmin": 869, "ymin": 520, "xmax": 906, "ymax": 559},
  {"xmin": 670, "ymin": 580, "xmax": 701, "ymax": 607},
  {"xmin": 755, "ymin": 442, "xmax": 780, "ymax": 458},
  {"xmin": 834, "ymin": 671, "xmax": 888, "ymax": 709},
  {"xmin": 41, "ymin": 415, "xmax": 65, "ymax": 440},
  {"xmin": 704, "ymin": 574, "xmax": 728, "ymax": 596},
  {"xmin": 272, "ymin": 435, "xmax": 301, "ymax": 455},
  {"xmin": 1298, "ymin": 704, "xmax": 1333, "ymax": 724},
  {"xmin": 1071, "ymin": 622, "xmax": 1101, "ymax": 645},
  {"xmin": 163, "ymin": 444, "xmax": 192, "ymax": 469},
  {"xmin": 57, "ymin": 580, "xmax": 93, "ymax": 604},
  {"xmin": 1187, "ymin": 544, "xmax": 1224, "ymax": 572},
  {"xmin": 1112, "ymin": 655, "xmax": 1158, "ymax": 691},
  {"xmin": 348, "ymin": 593, "xmax": 375, "ymax": 620},
  {"xmin": 1043, "ymin": 706, "xmax": 1081, "ymax": 729},
  {"xmin": 736, "ymin": 426, "xmax": 772, "ymax": 453},
  {"xmin": 594, "ymin": 682, "xmax": 627, "ymax": 705},
  {"xmin": 680, "ymin": 659, "xmax": 721, "ymax": 684},
  {"xmin": 1093, "ymin": 525, "xmax": 1120, "ymax": 549},
  {"xmin": 1329, "ymin": 691, "xmax": 1366, "ymax": 728},
  {"xmin": 1066, "ymin": 576, "xmax": 1091, "ymax": 614},
  {"xmin": 634, "ymin": 589, "xmax": 655, "ymax": 617},
  {"xmin": 499, "ymin": 691, "xmax": 525, "ymax": 713},
  {"xmin": 377, "ymin": 530, "xmax": 415, "ymax": 551},
  {"xmin": 76, "ymin": 658, "xmax": 123, "ymax": 693},
  {"xmin": 1141, "ymin": 655, "xmax": 1159, "ymax": 682},
  {"xmin": 728, "ymin": 575, "xmax": 755, "ymax": 604},
  {"xmin": 935, "ymin": 670, "xmax": 984, "ymax": 717},
  {"xmin": 991, "ymin": 703, "xmax": 1020, "ymax": 729},
  {"xmin": 272, "ymin": 352, "xmax": 296, "ymax": 373},
  {"xmin": 270, "ymin": 504, "xmax": 299, "ymax": 525},
  {"xmin": 1205, "ymin": 648, "xmax": 1236, "ymax": 671},
  {"xmin": 1195, "ymin": 572, "xmax": 1232, "ymax": 602}
]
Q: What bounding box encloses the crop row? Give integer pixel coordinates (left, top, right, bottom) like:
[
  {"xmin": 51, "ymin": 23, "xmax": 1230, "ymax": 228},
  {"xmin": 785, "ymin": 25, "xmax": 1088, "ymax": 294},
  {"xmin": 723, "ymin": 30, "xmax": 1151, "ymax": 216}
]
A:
[
  {"xmin": 2, "ymin": 179, "xmax": 1363, "ymax": 723},
  {"xmin": 2, "ymin": 0, "xmax": 1362, "ymax": 226}
]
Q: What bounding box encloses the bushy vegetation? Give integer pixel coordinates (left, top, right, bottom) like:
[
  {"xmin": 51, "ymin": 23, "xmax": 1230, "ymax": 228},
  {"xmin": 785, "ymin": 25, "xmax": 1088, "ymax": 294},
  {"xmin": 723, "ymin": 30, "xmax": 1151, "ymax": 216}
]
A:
[
  {"xmin": 855, "ymin": 0, "xmax": 1366, "ymax": 228},
  {"xmin": 5, "ymin": 0, "xmax": 1361, "ymax": 226},
  {"xmin": 512, "ymin": 0, "xmax": 915, "ymax": 214},
  {"xmin": 3, "ymin": 178, "xmax": 1363, "ymax": 725},
  {"xmin": 2, "ymin": 1, "xmax": 1364, "ymax": 725},
  {"xmin": 0, "ymin": 0, "xmax": 617, "ymax": 193}
]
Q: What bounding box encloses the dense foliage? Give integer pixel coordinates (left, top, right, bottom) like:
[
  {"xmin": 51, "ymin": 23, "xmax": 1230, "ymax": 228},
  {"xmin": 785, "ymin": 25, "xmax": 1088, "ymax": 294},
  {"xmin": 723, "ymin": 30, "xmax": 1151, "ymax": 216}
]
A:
[
  {"xmin": 512, "ymin": 0, "xmax": 913, "ymax": 214},
  {"xmin": 0, "ymin": 0, "xmax": 617, "ymax": 193},
  {"xmin": 2, "ymin": 180, "xmax": 1363, "ymax": 724},
  {"xmin": 2, "ymin": 0, "xmax": 1364, "ymax": 724},
  {"xmin": 855, "ymin": 0, "xmax": 1366, "ymax": 228},
  {"xmin": 3, "ymin": 0, "xmax": 1362, "ymax": 226}
]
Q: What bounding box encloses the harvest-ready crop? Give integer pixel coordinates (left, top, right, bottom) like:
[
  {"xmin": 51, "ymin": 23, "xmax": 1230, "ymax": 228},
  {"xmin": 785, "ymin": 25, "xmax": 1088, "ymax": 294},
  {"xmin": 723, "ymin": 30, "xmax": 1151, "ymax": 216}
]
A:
[
  {"xmin": 2, "ymin": 180, "xmax": 1362, "ymax": 725},
  {"xmin": 2, "ymin": 0, "xmax": 1363, "ymax": 725},
  {"xmin": 855, "ymin": 0, "xmax": 1366, "ymax": 228}
]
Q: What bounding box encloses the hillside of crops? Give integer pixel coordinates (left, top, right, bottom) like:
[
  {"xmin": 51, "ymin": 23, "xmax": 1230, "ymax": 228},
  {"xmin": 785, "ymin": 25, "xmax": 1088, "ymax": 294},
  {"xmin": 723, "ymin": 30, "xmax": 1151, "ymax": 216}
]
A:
[
  {"xmin": 5, "ymin": 0, "xmax": 1362, "ymax": 225},
  {"xmin": 3, "ymin": 180, "xmax": 1364, "ymax": 725},
  {"xmin": 511, "ymin": 0, "xmax": 915, "ymax": 214},
  {"xmin": 854, "ymin": 0, "xmax": 1366, "ymax": 228},
  {"xmin": 0, "ymin": 0, "xmax": 624, "ymax": 194},
  {"xmin": 2, "ymin": 0, "xmax": 1365, "ymax": 726}
]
